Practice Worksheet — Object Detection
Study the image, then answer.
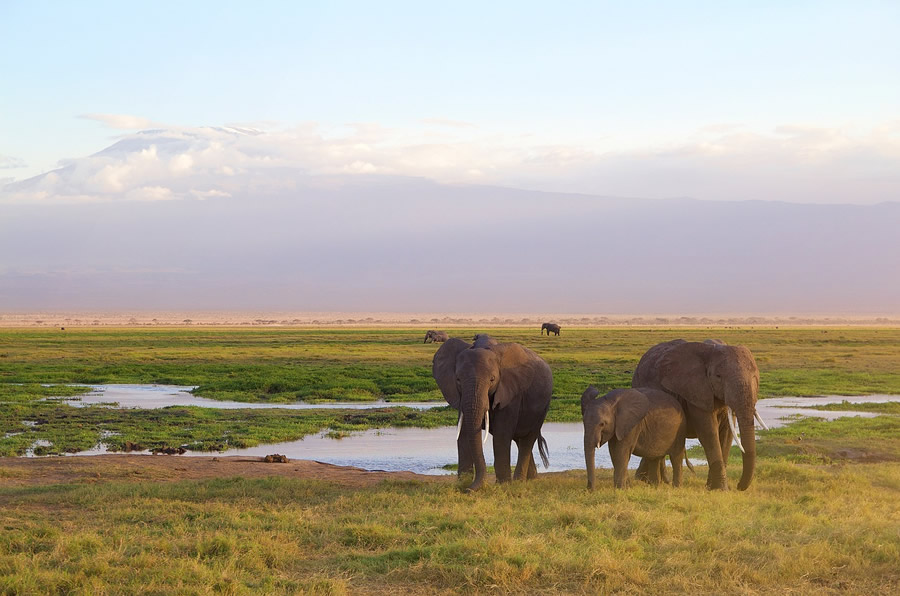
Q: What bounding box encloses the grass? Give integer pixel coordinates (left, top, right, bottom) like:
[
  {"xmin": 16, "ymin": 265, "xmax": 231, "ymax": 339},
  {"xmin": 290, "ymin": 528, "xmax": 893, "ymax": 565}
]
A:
[
  {"xmin": 1, "ymin": 326, "xmax": 900, "ymax": 592},
  {"xmin": 803, "ymin": 400, "xmax": 900, "ymax": 414},
  {"xmin": 1, "ymin": 327, "xmax": 899, "ymax": 455},
  {"xmin": 0, "ymin": 463, "xmax": 898, "ymax": 594}
]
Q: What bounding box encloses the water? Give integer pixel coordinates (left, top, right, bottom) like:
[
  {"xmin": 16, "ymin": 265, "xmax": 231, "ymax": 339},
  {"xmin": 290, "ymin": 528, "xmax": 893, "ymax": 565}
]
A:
[
  {"xmin": 75, "ymin": 422, "xmax": 703, "ymax": 475},
  {"xmin": 46, "ymin": 385, "xmax": 898, "ymax": 474},
  {"xmin": 755, "ymin": 394, "xmax": 896, "ymax": 428},
  {"xmin": 53, "ymin": 384, "xmax": 442, "ymax": 411}
]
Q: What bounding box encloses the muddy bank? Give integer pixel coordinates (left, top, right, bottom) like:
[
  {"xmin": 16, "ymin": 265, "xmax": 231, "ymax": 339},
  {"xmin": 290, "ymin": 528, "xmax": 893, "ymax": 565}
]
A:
[{"xmin": 0, "ymin": 454, "xmax": 454, "ymax": 488}]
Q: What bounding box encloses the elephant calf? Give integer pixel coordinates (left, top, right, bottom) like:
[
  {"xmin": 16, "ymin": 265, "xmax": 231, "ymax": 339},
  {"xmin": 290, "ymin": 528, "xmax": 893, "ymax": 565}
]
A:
[{"xmin": 582, "ymin": 385, "xmax": 689, "ymax": 489}]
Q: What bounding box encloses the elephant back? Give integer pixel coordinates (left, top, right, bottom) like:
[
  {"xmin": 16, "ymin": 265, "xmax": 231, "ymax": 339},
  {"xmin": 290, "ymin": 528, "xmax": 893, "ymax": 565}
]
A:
[{"xmin": 631, "ymin": 339, "xmax": 686, "ymax": 390}]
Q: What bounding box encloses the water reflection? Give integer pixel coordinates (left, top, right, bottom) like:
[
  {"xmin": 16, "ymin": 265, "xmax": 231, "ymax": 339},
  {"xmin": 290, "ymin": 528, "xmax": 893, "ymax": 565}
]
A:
[{"xmin": 55, "ymin": 384, "xmax": 442, "ymax": 411}]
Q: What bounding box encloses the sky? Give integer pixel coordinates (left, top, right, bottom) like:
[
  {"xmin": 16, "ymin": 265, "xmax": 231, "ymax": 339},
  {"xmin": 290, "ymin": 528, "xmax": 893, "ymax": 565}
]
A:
[
  {"xmin": 1, "ymin": 2, "xmax": 898, "ymax": 313},
  {"xmin": 2, "ymin": 1, "xmax": 899, "ymax": 203}
]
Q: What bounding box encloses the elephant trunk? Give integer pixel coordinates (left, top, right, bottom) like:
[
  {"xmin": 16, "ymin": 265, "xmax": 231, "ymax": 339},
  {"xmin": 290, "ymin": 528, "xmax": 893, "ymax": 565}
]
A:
[
  {"xmin": 736, "ymin": 410, "xmax": 756, "ymax": 491},
  {"xmin": 584, "ymin": 432, "xmax": 596, "ymax": 490},
  {"xmin": 459, "ymin": 379, "xmax": 489, "ymax": 491}
]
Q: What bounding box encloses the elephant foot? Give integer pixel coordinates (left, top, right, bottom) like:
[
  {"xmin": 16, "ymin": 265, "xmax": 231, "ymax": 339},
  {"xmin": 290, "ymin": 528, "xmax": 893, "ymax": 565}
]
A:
[{"xmin": 705, "ymin": 477, "xmax": 729, "ymax": 490}]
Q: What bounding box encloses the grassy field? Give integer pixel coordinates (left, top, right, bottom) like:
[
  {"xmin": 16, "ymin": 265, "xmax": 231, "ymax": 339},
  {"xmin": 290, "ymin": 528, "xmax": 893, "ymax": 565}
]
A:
[
  {"xmin": 1, "ymin": 327, "xmax": 900, "ymax": 592},
  {"xmin": 1, "ymin": 452, "xmax": 899, "ymax": 593},
  {"xmin": 1, "ymin": 326, "xmax": 899, "ymax": 455}
]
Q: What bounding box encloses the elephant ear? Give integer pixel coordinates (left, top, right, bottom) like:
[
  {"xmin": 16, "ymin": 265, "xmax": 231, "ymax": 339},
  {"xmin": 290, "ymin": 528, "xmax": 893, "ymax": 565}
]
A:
[
  {"xmin": 493, "ymin": 343, "xmax": 538, "ymax": 410},
  {"xmin": 581, "ymin": 385, "xmax": 600, "ymax": 415},
  {"xmin": 432, "ymin": 338, "xmax": 470, "ymax": 409},
  {"xmin": 658, "ymin": 341, "xmax": 715, "ymax": 410},
  {"xmin": 614, "ymin": 390, "xmax": 650, "ymax": 441}
]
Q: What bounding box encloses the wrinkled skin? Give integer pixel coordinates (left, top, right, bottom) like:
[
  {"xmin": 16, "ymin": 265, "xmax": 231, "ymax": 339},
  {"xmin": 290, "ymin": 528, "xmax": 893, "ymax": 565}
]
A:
[
  {"xmin": 541, "ymin": 323, "xmax": 561, "ymax": 336},
  {"xmin": 433, "ymin": 336, "xmax": 553, "ymax": 491},
  {"xmin": 632, "ymin": 339, "xmax": 761, "ymax": 491},
  {"xmin": 582, "ymin": 386, "xmax": 689, "ymax": 489},
  {"xmin": 424, "ymin": 330, "xmax": 450, "ymax": 343}
]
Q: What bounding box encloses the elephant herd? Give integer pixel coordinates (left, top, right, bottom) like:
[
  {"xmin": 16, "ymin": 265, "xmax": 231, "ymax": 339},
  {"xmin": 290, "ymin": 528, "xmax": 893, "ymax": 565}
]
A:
[{"xmin": 431, "ymin": 334, "xmax": 765, "ymax": 492}]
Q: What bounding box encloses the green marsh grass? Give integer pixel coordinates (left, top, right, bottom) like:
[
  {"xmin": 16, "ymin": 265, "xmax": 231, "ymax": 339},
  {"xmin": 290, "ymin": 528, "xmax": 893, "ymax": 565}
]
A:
[{"xmin": 2, "ymin": 327, "xmax": 898, "ymax": 455}]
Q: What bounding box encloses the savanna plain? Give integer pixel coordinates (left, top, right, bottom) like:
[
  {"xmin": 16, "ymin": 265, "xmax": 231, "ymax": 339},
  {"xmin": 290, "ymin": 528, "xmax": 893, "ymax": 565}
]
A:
[{"xmin": 1, "ymin": 327, "xmax": 899, "ymax": 594}]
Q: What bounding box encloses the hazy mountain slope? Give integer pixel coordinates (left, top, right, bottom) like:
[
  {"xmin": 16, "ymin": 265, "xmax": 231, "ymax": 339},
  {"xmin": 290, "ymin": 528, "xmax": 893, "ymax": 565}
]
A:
[{"xmin": 1, "ymin": 178, "xmax": 897, "ymax": 312}]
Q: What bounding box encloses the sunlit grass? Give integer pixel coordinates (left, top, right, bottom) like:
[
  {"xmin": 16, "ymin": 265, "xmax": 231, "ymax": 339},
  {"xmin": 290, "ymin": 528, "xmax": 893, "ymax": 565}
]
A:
[{"xmin": 0, "ymin": 462, "xmax": 898, "ymax": 594}]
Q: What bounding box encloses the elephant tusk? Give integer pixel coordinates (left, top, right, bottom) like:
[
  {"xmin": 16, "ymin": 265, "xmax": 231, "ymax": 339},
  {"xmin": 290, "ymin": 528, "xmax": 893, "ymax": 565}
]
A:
[
  {"xmin": 483, "ymin": 410, "xmax": 490, "ymax": 445},
  {"xmin": 456, "ymin": 412, "xmax": 463, "ymax": 441},
  {"xmin": 754, "ymin": 409, "xmax": 770, "ymax": 430},
  {"xmin": 727, "ymin": 407, "xmax": 745, "ymax": 454}
]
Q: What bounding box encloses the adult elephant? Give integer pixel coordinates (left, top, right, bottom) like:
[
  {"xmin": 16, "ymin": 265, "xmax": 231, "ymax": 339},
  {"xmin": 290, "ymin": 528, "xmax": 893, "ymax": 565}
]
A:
[
  {"xmin": 631, "ymin": 339, "xmax": 765, "ymax": 491},
  {"xmin": 433, "ymin": 336, "xmax": 552, "ymax": 491},
  {"xmin": 541, "ymin": 323, "xmax": 561, "ymax": 336},
  {"xmin": 424, "ymin": 330, "xmax": 450, "ymax": 343}
]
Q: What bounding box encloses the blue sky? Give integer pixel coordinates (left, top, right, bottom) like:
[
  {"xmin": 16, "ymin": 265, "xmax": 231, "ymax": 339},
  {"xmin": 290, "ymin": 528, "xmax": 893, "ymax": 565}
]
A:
[
  {"xmin": 2, "ymin": 1, "xmax": 898, "ymax": 201},
  {"xmin": 1, "ymin": 2, "xmax": 899, "ymax": 312}
]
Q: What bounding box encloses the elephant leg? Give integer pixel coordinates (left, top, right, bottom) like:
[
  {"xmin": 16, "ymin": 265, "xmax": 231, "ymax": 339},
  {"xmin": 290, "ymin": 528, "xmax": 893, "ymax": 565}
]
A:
[
  {"xmin": 526, "ymin": 456, "xmax": 538, "ymax": 479},
  {"xmin": 493, "ymin": 434, "xmax": 513, "ymax": 483},
  {"xmin": 689, "ymin": 404, "xmax": 728, "ymax": 490},
  {"xmin": 670, "ymin": 450, "xmax": 684, "ymax": 488},
  {"xmin": 513, "ymin": 435, "xmax": 538, "ymax": 480},
  {"xmin": 645, "ymin": 457, "xmax": 665, "ymax": 486},
  {"xmin": 717, "ymin": 410, "xmax": 733, "ymax": 468},
  {"xmin": 658, "ymin": 459, "xmax": 670, "ymax": 484},
  {"xmin": 634, "ymin": 458, "xmax": 651, "ymax": 483},
  {"xmin": 609, "ymin": 441, "xmax": 630, "ymax": 488}
]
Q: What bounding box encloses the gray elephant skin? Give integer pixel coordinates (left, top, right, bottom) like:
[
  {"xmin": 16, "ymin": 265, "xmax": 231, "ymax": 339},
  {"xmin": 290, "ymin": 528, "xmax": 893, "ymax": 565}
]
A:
[
  {"xmin": 632, "ymin": 339, "xmax": 762, "ymax": 490},
  {"xmin": 582, "ymin": 386, "xmax": 690, "ymax": 489},
  {"xmin": 432, "ymin": 335, "xmax": 553, "ymax": 491},
  {"xmin": 541, "ymin": 323, "xmax": 561, "ymax": 336},
  {"xmin": 424, "ymin": 330, "xmax": 450, "ymax": 343}
]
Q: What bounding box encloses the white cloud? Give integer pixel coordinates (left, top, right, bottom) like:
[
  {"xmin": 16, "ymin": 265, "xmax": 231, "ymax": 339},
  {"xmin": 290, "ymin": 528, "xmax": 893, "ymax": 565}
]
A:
[
  {"xmin": 124, "ymin": 186, "xmax": 174, "ymax": 201},
  {"xmin": 1, "ymin": 121, "xmax": 898, "ymax": 204},
  {"xmin": 0, "ymin": 155, "xmax": 27, "ymax": 169},
  {"xmin": 80, "ymin": 113, "xmax": 158, "ymax": 129}
]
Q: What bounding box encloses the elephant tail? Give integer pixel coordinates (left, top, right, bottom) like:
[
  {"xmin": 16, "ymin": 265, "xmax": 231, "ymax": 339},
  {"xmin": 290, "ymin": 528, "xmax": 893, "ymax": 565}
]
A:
[
  {"xmin": 684, "ymin": 453, "xmax": 696, "ymax": 474},
  {"xmin": 538, "ymin": 434, "xmax": 550, "ymax": 469}
]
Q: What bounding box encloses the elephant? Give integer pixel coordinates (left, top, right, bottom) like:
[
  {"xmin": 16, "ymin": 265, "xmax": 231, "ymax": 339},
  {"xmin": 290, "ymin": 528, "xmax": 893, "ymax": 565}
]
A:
[
  {"xmin": 472, "ymin": 333, "xmax": 498, "ymax": 348},
  {"xmin": 582, "ymin": 385, "xmax": 692, "ymax": 489},
  {"xmin": 541, "ymin": 323, "xmax": 561, "ymax": 336},
  {"xmin": 424, "ymin": 330, "xmax": 450, "ymax": 343},
  {"xmin": 631, "ymin": 339, "xmax": 766, "ymax": 491},
  {"xmin": 432, "ymin": 335, "xmax": 553, "ymax": 491}
]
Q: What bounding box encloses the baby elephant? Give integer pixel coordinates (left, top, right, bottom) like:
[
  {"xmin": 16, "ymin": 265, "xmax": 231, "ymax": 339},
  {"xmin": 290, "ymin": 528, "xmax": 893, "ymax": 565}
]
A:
[{"xmin": 582, "ymin": 385, "xmax": 689, "ymax": 489}]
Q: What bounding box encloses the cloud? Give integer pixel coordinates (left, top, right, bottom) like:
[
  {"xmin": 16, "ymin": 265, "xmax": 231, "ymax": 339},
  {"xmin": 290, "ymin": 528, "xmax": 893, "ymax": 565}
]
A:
[
  {"xmin": 422, "ymin": 117, "xmax": 478, "ymax": 129},
  {"xmin": 0, "ymin": 155, "xmax": 27, "ymax": 169},
  {"xmin": 2, "ymin": 121, "xmax": 899, "ymax": 204},
  {"xmin": 79, "ymin": 113, "xmax": 158, "ymax": 130}
]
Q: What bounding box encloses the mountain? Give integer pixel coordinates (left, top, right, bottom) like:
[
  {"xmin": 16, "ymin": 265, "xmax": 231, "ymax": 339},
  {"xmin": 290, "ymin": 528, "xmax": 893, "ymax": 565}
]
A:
[{"xmin": 2, "ymin": 175, "xmax": 897, "ymax": 313}]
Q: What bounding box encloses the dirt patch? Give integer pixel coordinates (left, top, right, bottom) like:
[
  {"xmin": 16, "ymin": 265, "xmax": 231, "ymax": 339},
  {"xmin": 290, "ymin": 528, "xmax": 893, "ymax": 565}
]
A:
[{"xmin": 0, "ymin": 455, "xmax": 455, "ymax": 488}]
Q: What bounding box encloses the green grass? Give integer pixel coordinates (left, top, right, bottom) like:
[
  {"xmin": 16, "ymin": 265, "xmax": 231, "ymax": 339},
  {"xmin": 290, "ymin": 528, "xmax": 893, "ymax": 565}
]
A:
[
  {"xmin": 1, "ymin": 463, "xmax": 898, "ymax": 594},
  {"xmin": 803, "ymin": 400, "xmax": 900, "ymax": 414},
  {"xmin": 1, "ymin": 327, "xmax": 899, "ymax": 455}
]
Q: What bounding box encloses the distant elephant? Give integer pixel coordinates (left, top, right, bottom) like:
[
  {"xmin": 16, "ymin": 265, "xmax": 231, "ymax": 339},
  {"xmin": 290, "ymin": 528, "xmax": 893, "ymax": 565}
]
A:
[
  {"xmin": 632, "ymin": 339, "xmax": 766, "ymax": 491},
  {"xmin": 433, "ymin": 335, "xmax": 553, "ymax": 491},
  {"xmin": 541, "ymin": 323, "xmax": 561, "ymax": 336},
  {"xmin": 582, "ymin": 386, "xmax": 691, "ymax": 489},
  {"xmin": 424, "ymin": 330, "xmax": 450, "ymax": 343}
]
